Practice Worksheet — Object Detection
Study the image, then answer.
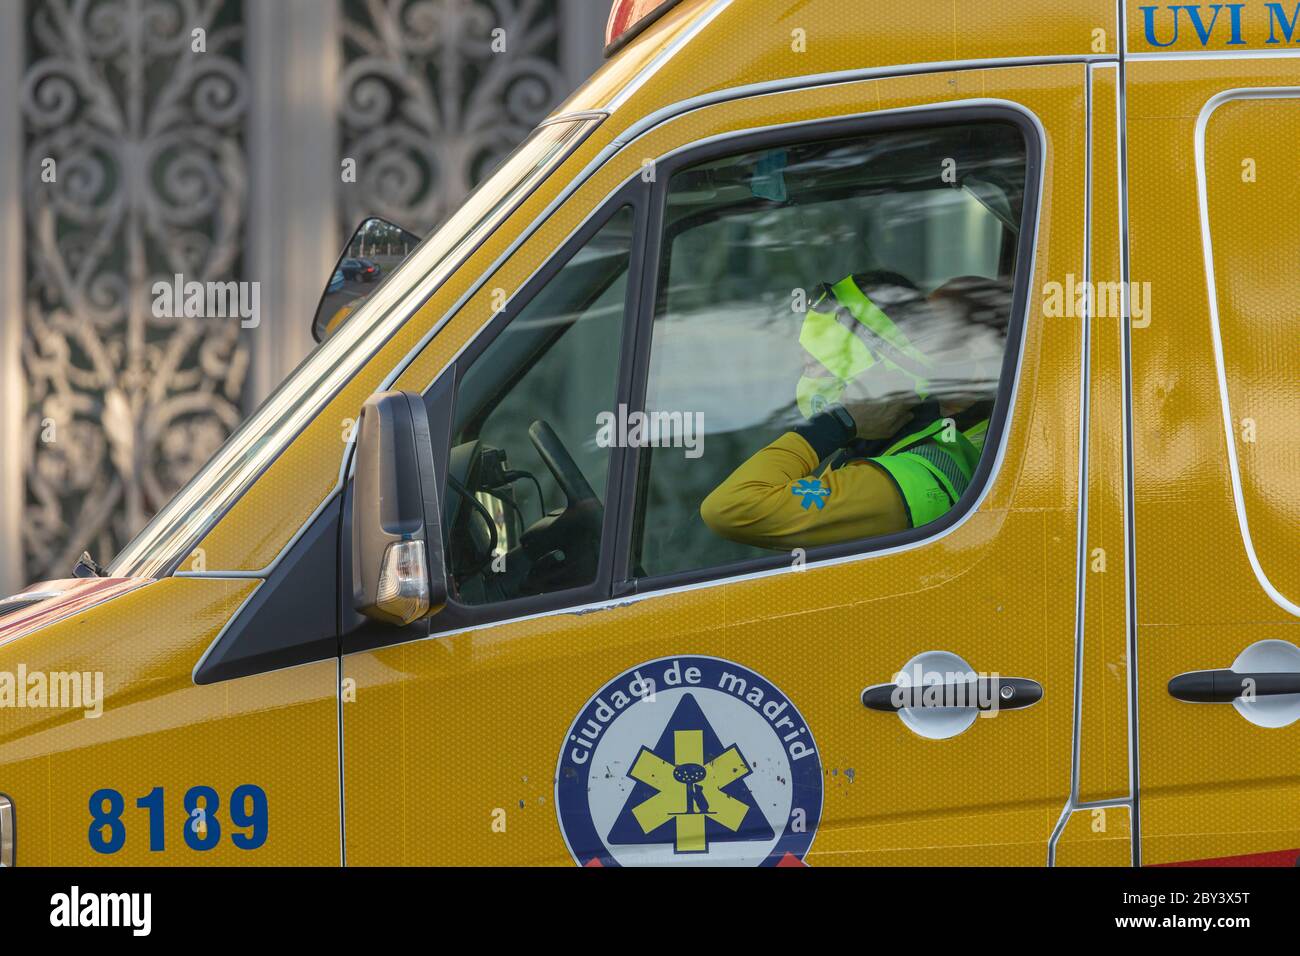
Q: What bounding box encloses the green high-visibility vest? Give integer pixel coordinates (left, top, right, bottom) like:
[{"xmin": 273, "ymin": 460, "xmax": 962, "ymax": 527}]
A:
[{"xmin": 866, "ymin": 417, "xmax": 987, "ymax": 528}]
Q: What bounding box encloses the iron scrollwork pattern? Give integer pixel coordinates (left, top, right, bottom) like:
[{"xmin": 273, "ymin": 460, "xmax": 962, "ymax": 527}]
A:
[
  {"xmin": 338, "ymin": 0, "xmax": 569, "ymax": 236},
  {"xmin": 21, "ymin": 0, "xmax": 250, "ymax": 579}
]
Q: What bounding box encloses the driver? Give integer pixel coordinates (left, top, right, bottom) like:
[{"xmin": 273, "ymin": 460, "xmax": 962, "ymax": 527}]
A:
[{"xmin": 699, "ymin": 272, "xmax": 998, "ymax": 550}]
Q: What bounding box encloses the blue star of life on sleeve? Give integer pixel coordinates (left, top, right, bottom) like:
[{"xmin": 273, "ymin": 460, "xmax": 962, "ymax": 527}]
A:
[{"xmin": 792, "ymin": 478, "xmax": 831, "ymax": 510}]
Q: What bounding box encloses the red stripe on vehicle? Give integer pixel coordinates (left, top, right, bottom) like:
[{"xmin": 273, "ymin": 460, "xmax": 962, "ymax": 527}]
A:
[{"xmin": 1158, "ymin": 847, "xmax": 1300, "ymax": 867}]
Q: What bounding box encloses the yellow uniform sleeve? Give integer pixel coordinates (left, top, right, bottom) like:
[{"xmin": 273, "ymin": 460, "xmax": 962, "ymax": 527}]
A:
[{"xmin": 699, "ymin": 432, "xmax": 909, "ymax": 551}]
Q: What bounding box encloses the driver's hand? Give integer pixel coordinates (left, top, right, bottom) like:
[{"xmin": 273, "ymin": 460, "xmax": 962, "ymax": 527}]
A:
[{"xmin": 840, "ymin": 367, "xmax": 918, "ymax": 439}]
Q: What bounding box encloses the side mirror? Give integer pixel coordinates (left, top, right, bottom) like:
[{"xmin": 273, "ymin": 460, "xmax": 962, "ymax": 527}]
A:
[
  {"xmin": 351, "ymin": 391, "xmax": 446, "ymax": 625},
  {"xmin": 313, "ymin": 217, "xmax": 422, "ymax": 343}
]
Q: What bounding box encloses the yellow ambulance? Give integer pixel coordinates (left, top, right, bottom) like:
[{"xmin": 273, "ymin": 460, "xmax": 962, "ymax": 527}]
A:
[{"xmin": 1, "ymin": 0, "xmax": 1298, "ymax": 867}]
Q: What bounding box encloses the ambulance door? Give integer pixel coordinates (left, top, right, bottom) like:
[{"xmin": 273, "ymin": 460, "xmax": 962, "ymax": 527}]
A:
[
  {"xmin": 1125, "ymin": 56, "xmax": 1300, "ymax": 866},
  {"xmin": 341, "ymin": 65, "xmax": 1088, "ymax": 865}
]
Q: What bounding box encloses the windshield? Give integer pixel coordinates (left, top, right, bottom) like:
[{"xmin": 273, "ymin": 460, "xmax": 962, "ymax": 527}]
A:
[{"xmin": 109, "ymin": 117, "xmax": 597, "ymax": 578}]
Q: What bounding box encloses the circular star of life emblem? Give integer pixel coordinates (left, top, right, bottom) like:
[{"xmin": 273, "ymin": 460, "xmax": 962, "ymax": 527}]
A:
[{"xmin": 555, "ymin": 656, "xmax": 823, "ymax": 866}]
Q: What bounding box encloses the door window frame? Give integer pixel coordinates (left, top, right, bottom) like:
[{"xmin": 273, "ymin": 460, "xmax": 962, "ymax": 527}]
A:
[
  {"xmin": 424, "ymin": 183, "xmax": 650, "ymax": 635},
  {"xmin": 417, "ymin": 102, "xmax": 1044, "ymax": 636},
  {"xmin": 609, "ymin": 104, "xmax": 1044, "ymax": 595}
]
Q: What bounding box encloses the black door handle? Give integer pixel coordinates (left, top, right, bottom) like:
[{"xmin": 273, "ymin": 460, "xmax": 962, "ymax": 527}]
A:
[
  {"xmin": 861, "ymin": 676, "xmax": 1043, "ymax": 712},
  {"xmin": 1168, "ymin": 669, "xmax": 1300, "ymax": 703}
]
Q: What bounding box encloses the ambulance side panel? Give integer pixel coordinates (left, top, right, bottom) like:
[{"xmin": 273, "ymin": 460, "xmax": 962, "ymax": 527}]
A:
[{"xmin": 1126, "ymin": 56, "xmax": 1300, "ymax": 866}]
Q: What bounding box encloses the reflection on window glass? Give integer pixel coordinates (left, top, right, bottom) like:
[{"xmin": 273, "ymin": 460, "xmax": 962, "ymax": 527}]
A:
[
  {"xmin": 446, "ymin": 206, "xmax": 634, "ymax": 605},
  {"xmin": 632, "ymin": 123, "xmax": 1028, "ymax": 579}
]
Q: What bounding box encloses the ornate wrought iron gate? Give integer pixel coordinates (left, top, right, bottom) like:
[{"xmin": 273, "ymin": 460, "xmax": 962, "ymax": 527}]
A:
[{"xmin": 0, "ymin": 0, "xmax": 603, "ymax": 592}]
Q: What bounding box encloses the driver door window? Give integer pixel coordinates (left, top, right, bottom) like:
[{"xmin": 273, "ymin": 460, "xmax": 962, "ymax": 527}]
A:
[
  {"xmin": 443, "ymin": 205, "xmax": 636, "ymax": 607},
  {"xmin": 629, "ymin": 121, "xmax": 1028, "ymax": 582}
]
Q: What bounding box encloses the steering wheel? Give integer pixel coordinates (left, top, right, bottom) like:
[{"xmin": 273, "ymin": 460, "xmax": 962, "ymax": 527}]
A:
[{"xmin": 527, "ymin": 420, "xmax": 599, "ymax": 509}]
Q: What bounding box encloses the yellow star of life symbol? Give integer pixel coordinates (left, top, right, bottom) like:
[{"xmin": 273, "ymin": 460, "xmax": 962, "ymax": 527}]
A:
[{"xmin": 628, "ymin": 729, "xmax": 752, "ymax": 853}]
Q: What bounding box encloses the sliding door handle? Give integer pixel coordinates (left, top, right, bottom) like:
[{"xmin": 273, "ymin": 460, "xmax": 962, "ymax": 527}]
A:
[
  {"xmin": 1168, "ymin": 669, "xmax": 1300, "ymax": 704},
  {"xmin": 861, "ymin": 676, "xmax": 1042, "ymax": 712}
]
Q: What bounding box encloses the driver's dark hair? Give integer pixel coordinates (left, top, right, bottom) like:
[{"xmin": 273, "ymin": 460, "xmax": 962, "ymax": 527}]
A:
[{"xmin": 847, "ymin": 268, "xmax": 919, "ymax": 292}]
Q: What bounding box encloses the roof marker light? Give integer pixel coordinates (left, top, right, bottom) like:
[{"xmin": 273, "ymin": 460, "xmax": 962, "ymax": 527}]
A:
[{"xmin": 605, "ymin": 0, "xmax": 684, "ymax": 57}]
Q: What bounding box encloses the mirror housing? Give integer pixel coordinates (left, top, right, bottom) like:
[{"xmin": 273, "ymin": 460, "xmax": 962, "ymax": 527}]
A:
[
  {"xmin": 313, "ymin": 217, "xmax": 422, "ymax": 343},
  {"xmin": 351, "ymin": 391, "xmax": 446, "ymax": 625}
]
